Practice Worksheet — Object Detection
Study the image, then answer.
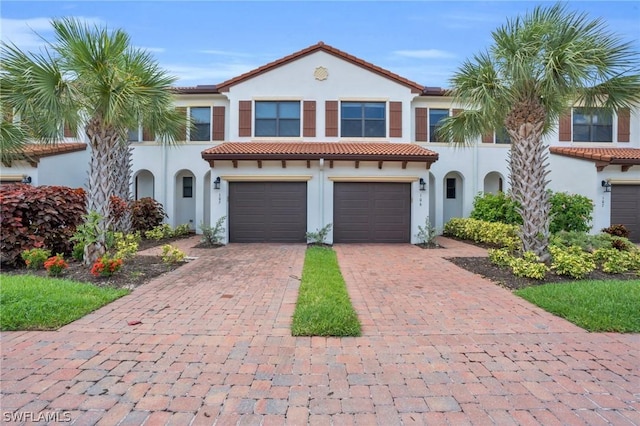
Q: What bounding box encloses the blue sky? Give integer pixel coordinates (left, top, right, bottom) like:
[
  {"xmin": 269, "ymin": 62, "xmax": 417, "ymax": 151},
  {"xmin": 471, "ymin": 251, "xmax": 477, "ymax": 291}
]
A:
[{"xmin": 2, "ymin": 1, "xmax": 639, "ymax": 88}]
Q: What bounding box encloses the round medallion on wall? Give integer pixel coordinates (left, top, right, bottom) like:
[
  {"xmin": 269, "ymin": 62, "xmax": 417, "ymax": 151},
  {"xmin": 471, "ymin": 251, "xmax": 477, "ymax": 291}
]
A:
[{"xmin": 314, "ymin": 66, "xmax": 329, "ymax": 81}]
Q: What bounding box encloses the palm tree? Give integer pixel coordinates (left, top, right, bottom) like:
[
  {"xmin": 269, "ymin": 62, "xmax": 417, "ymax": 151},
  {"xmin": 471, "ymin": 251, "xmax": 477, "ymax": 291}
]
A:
[
  {"xmin": 1, "ymin": 18, "xmax": 185, "ymax": 264},
  {"xmin": 439, "ymin": 3, "xmax": 640, "ymax": 259}
]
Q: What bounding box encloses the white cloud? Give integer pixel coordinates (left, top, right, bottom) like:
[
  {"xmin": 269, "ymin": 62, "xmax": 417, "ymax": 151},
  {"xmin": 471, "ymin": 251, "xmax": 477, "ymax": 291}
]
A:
[
  {"xmin": 0, "ymin": 16, "xmax": 105, "ymax": 49},
  {"xmin": 393, "ymin": 49, "xmax": 456, "ymax": 59},
  {"xmin": 137, "ymin": 46, "xmax": 166, "ymax": 54},
  {"xmin": 163, "ymin": 61, "xmax": 261, "ymax": 85}
]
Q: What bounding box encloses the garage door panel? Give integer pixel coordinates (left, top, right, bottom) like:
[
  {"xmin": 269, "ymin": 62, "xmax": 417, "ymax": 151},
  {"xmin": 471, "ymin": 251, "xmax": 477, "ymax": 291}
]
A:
[
  {"xmin": 611, "ymin": 185, "xmax": 640, "ymax": 243},
  {"xmin": 334, "ymin": 182, "xmax": 410, "ymax": 243},
  {"xmin": 229, "ymin": 182, "xmax": 307, "ymax": 243}
]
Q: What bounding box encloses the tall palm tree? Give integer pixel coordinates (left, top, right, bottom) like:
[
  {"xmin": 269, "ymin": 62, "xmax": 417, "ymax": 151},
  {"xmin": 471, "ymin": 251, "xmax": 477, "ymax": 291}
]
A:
[
  {"xmin": 1, "ymin": 18, "xmax": 186, "ymax": 264},
  {"xmin": 439, "ymin": 3, "xmax": 640, "ymax": 259}
]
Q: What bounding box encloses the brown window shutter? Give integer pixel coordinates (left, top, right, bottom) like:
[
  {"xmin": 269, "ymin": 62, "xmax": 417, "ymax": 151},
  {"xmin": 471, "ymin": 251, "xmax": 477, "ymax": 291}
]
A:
[
  {"xmin": 239, "ymin": 101, "xmax": 252, "ymax": 137},
  {"xmin": 213, "ymin": 106, "xmax": 225, "ymax": 141},
  {"xmin": 303, "ymin": 101, "xmax": 316, "ymax": 137},
  {"xmin": 415, "ymin": 108, "xmax": 428, "ymax": 141},
  {"xmin": 482, "ymin": 133, "xmax": 493, "ymax": 143},
  {"xmin": 389, "ymin": 101, "xmax": 402, "ymax": 138},
  {"xmin": 175, "ymin": 107, "xmax": 187, "ymax": 141},
  {"xmin": 617, "ymin": 108, "xmax": 630, "ymax": 142},
  {"xmin": 63, "ymin": 122, "xmax": 76, "ymax": 138},
  {"xmin": 558, "ymin": 112, "xmax": 571, "ymax": 142},
  {"xmin": 142, "ymin": 127, "xmax": 154, "ymax": 142},
  {"xmin": 325, "ymin": 101, "xmax": 338, "ymax": 137}
]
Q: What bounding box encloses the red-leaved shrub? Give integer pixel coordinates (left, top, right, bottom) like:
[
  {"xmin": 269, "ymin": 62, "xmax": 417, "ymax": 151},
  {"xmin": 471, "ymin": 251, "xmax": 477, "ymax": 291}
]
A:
[
  {"xmin": 0, "ymin": 184, "xmax": 86, "ymax": 266},
  {"xmin": 131, "ymin": 197, "xmax": 166, "ymax": 232}
]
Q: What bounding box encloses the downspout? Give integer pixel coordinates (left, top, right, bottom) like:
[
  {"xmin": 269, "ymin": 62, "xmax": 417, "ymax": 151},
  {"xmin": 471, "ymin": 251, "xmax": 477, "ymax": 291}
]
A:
[
  {"xmin": 319, "ymin": 158, "xmax": 325, "ymax": 229},
  {"xmin": 162, "ymin": 141, "xmax": 168, "ymax": 224}
]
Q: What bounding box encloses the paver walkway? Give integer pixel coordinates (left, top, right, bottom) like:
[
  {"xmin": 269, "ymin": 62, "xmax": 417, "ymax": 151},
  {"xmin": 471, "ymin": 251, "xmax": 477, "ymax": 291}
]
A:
[{"xmin": 1, "ymin": 239, "xmax": 639, "ymax": 425}]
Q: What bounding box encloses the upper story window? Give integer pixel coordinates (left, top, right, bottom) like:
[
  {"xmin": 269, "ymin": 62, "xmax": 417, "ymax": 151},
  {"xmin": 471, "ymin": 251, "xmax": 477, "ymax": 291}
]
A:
[
  {"xmin": 495, "ymin": 127, "xmax": 511, "ymax": 144},
  {"xmin": 429, "ymin": 109, "xmax": 449, "ymax": 142},
  {"xmin": 127, "ymin": 128, "xmax": 139, "ymax": 142},
  {"xmin": 341, "ymin": 102, "xmax": 385, "ymax": 137},
  {"xmin": 190, "ymin": 107, "xmax": 211, "ymax": 141},
  {"xmin": 573, "ymin": 108, "xmax": 612, "ymax": 142},
  {"xmin": 255, "ymin": 101, "xmax": 300, "ymax": 137}
]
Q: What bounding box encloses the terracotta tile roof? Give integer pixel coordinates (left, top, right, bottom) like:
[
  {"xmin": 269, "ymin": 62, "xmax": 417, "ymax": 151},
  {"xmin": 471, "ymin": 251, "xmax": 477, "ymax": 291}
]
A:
[
  {"xmin": 172, "ymin": 85, "xmax": 219, "ymax": 94},
  {"xmin": 215, "ymin": 42, "xmax": 426, "ymax": 93},
  {"xmin": 549, "ymin": 147, "xmax": 640, "ymax": 165},
  {"xmin": 202, "ymin": 142, "xmax": 439, "ymax": 163},
  {"xmin": 21, "ymin": 143, "xmax": 87, "ymax": 158}
]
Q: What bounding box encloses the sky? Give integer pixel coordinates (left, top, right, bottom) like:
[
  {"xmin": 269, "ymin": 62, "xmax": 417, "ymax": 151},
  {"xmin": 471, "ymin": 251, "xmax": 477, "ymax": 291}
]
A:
[{"xmin": 1, "ymin": 1, "xmax": 639, "ymax": 89}]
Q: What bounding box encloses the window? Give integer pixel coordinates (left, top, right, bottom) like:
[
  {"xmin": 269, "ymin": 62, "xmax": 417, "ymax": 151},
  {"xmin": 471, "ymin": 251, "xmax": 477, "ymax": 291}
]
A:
[
  {"xmin": 573, "ymin": 108, "xmax": 612, "ymax": 142},
  {"xmin": 255, "ymin": 101, "xmax": 300, "ymax": 136},
  {"xmin": 341, "ymin": 102, "xmax": 385, "ymax": 137},
  {"xmin": 127, "ymin": 128, "xmax": 139, "ymax": 142},
  {"xmin": 183, "ymin": 176, "xmax": 193, "ymax": 198},
  {"xmin": 190, "ymin": 107, "xmax": 211, "ymax": 141},
  {"xmin": 446, "ymin": 178, "xmax": 456, "ymax": 199},
  {"xmin": 429, "ymin": 109, "xmax": 449, "ymax": 142},
  {"xmin": 495, "ymin": 127, "xmax": 511, "ymax": 144}
]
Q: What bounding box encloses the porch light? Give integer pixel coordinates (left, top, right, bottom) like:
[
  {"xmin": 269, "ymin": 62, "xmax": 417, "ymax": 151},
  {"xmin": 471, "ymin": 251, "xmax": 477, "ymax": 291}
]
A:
[
  {"xmin": 601, "ymin": 180, "xmax": 611, "ymax": 193},
  {"xmin": 419, "ymin": 178, "xmax": 426, "ymax": 191},
  {"xmin": 21, "ymin": 175, "xmax": 32, "ymax": 184},
  {"xmin": 214, "ymin": 176, "xmax": 221, "ymax": 190}
]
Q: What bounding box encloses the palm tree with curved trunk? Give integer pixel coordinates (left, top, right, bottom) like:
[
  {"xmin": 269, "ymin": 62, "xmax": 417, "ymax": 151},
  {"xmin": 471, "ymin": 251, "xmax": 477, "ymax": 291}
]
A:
[
  {"xmin": 439, "ymin": 3, "xmax": 640, "ymax": 259},
  {"xmin": 1, "ymin": 18, "xmax": 186, "ymax": 264}
]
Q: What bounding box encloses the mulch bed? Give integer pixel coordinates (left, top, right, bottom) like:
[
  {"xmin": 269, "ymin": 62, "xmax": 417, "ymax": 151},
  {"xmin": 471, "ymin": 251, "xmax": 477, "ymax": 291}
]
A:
[{"xmin": 446, "ymin": 256, "xmax": 638, "ymax": 291}]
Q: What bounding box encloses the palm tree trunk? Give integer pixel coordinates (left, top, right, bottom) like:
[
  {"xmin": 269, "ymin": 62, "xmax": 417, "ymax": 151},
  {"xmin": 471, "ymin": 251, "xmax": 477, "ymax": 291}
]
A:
[
  {"xmin": 111, "ymin": 140, "xmax": 133, "ymax": 232},
  {"xmin": 506, "ymin": 100, "xmax": 551, "ymax": 260},
  {"xmin": 84, "ymin": 116, "xmax": 119, "ymax": 265}
]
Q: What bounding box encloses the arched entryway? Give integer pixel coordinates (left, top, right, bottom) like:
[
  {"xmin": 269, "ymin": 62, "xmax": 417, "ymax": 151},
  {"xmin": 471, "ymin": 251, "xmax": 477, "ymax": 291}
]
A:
[
  {"xmin": 174, "ymin": 170, "xmax": 196, "ymax": 229},
  {"xmin": 134, "ymin": 170, "xmax": 155, "ymax": 200},
  {"xmin": 443, "ymin": 171, "xmax": 464, "ymax": 225},
  {"xmin": 483, "ymin": 172, "xmax": 505, "ymax": 194}
]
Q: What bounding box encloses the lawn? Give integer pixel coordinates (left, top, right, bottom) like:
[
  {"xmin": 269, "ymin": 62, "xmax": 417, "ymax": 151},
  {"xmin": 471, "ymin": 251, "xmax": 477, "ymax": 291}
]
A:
[
  {"xmin": 515, "ymin": 279, "xmax": 640, "ymax": 332},
  {"xmin": 291, "ymin": 246, "xmax": 361, "ymax": 336},
  {"xmin": 0, "ymin": 275, "xmax": 129, "ymax": 331}
]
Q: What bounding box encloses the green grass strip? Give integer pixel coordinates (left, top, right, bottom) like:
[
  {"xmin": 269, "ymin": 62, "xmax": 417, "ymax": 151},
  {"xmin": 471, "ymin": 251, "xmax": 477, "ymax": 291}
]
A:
[
  {"xmin": 1, "ymin": 275, "xmax": 129, "ymax": 331},
  {"xmin": 292, "ymin": 246, "xmax": 361, "ymax": 336},
  {"xmin": 515, "ymin": 279, "xmax": 640, "ymax": 333}
]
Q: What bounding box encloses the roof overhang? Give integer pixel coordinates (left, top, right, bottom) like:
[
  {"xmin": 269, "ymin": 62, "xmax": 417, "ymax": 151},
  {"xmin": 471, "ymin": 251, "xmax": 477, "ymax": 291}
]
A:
[
  {"xmin": 3, "ymin": 143, "xmax": 87, "ymax": 167},
  {"xmin": 549, "ymin": 147, "xmax": 640, "ymax": 172},
  {"xmin": 202, "ymin": 142, "xmax": 439, "ymax": 169}
]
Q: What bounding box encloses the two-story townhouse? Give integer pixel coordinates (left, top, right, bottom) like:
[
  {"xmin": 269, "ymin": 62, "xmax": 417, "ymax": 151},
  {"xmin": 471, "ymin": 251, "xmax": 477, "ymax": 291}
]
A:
[{"xmin": 4, "ymin": 42, "xmax": 638, "ymax": 241}]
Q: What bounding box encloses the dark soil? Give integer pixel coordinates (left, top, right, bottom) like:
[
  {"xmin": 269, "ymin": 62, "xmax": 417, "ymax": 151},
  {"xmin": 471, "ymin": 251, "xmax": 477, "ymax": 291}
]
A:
[
  {"xmin": 447, "ymin": 256, "xmax": 639, "ymax": 290},
  {"xmin": 3, "ymin": 236, "xmax": 196, "ymax": 290}
]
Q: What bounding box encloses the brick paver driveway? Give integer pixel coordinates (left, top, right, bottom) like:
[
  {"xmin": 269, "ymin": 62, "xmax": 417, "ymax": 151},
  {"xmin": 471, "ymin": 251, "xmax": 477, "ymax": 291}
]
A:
[{"xmin": 1, "ymin": 239, "xmax": 639, "ymax": 425}]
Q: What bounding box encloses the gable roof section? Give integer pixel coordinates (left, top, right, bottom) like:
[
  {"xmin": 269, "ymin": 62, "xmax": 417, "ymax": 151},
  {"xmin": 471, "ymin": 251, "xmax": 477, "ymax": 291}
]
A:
[
  {"xmin": 549, "ymin": 147, "xmax": 640, "ymax": 171},
  {"xmin": 3, "ymin": 143, "xmax": 87, "ymax": 167},
  {"xmin": 202, "ymin": 142, "xmax": 438, "ymax": 164},
  {"xmin": 215, "ymin": 42, "xmax": 425, "ymax": 93}
]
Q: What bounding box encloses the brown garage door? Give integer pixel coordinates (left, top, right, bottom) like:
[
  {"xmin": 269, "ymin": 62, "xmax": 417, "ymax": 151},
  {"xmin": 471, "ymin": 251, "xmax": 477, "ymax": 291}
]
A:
[
  {"xmin": 334, "ymin": 182, "xmax": 410, "ymax": 243},
  {"xmin": 611, "ymin": 184, "xmax": 640, "ymax": 242},
  {"xmin": 229, "ymin": 182, "xmax": 307, "ymax": 242}
]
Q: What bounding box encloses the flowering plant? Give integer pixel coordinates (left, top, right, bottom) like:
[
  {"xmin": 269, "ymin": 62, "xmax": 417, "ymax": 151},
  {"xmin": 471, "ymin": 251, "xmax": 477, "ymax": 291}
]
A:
[
  {"xmin": 91, "ymin": 254, "xmax": 123, "ymax": 277},
  {"xmin": 43, "ymin": 254, "xmax": 68, "ymax": 276},
  {"xmin": 21, "ymin": 248, "xmax": 52, "ymax": 270}
]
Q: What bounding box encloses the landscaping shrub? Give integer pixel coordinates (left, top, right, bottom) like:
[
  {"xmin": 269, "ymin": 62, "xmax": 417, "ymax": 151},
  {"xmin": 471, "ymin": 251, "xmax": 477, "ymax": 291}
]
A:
[
  {"xmin": 487, "ymin": 248, "xmax": 514, "ymax": 267},
  {"xmin": 469, "ymin": 191, "xmax": 594, "ymax": 234},
  {"xmin": 21, "ymin": 248, "xmax": 52, "ymax": 270},
  {"xmin": 306, "ymin": 223, "xmax": 333, "ymax": 245},
  {"xmin": 549, "ymin": 192, "xmax": 594, "ymax": 233},
  {"xmin": 0, "ymin": 184, "xmax": 86, "ymax": 265},
  {"xmin": 509, "ymin": 251, "xmax": 549, "ymax": 280},
  {"xmin": 71, "ymin": 211, "xmax": 107, "ymax": 263},
  {"xmin": 109, "ymin": 195, "xmax": 129, "ymax": 227},
  {"xmin": 550, "ymin": 231, "xmax": 615, "ymax": 252},
  {"xmin": 549, "ymin": 245, "xmax": 596, "ymax": 279},
  {"xmin": 113, "ymin": 232, "xmax": 140, "ymax": 260},
  {"xmin": 161, "ymin": 245, "xmax": 186, "ymax": 264},
  {"xmin": 145, "ymin": 224, "xmax": 174, "ymax": 240},
  {"xmin": 90, "ymin": 254, "xmax": 124, "ymax": 277},
  {"xmin": 601, "ymin": 224, "xmax": 630, "ymax": 239},
  {"xmin": 415, "ymin": 217, "xmax": 438, "ymax": 246},
  {"xmin": 172, "ymin": 223, "xmax": 192, "ymax": 237},
  {"xmin": 131, "ymin": 197, "xmax": 166, "ymax": 232},
  {"xmin": 444, "ymin": 218, "xmax": 520, "ymax": 250},
  {"xmin": 200, "ymin": 217, "xmax": 226, "ymax": 246},
  {"xmin": 593, "ymin": 248, "xmax": 640, "ymax": 274},
  {"xmin": 470, "ymin": 192, "xmax": 522, "ymax": 225}
]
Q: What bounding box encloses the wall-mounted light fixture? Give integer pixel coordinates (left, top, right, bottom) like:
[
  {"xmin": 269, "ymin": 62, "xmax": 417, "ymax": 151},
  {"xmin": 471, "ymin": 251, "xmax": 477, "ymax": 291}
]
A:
[
  {"xmin": 601, "ymin": 180, "xmax": 611, "ymax": 193},
  {"xmin": 214, "ymin": 177, "xmax": 221, "ymax": 190},
  {"xmin": 419, "ymin": 178, "xmax": 426, "ymax": 191},
  {"xmin": 21, "ymin": 175, "xmax": 32, "ymax": 184}
]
